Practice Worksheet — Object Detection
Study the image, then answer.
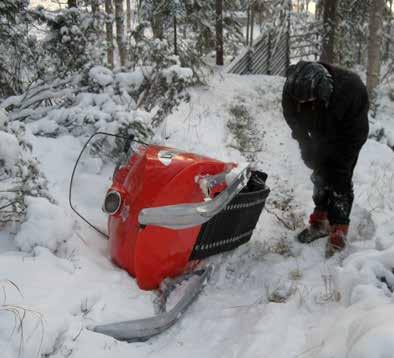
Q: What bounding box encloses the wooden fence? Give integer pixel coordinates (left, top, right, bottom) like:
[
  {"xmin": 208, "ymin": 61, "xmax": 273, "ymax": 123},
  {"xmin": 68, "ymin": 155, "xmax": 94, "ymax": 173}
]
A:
[{"xmin": 227, "ymin": 1, "xmax": 321, "ymax": 77}]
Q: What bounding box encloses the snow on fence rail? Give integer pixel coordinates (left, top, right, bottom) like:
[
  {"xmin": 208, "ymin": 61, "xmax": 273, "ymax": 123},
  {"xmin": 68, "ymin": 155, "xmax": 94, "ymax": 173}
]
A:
[
  {"xmin": 227, "ymin": 30, "xmax": 289, "ymax": 77},
  {"xmin": 290, "ymin": 28, "xmax": 321, "ymax": 61},
  {"xmin": 227, "ymin": 3, "xmax": 321, "ymax": 77}
]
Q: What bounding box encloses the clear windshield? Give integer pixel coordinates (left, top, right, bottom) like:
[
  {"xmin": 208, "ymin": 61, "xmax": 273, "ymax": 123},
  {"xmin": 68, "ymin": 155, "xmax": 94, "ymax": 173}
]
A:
[{"xmin": 69, "ymin": 133, "xmax": 135, "ymax": 237}]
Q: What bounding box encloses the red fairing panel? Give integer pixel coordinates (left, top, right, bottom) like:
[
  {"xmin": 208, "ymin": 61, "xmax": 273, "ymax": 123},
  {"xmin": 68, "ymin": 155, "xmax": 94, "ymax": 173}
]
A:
[{"xmin": 108, "ymin": 145, "xmax": 235, "ymax": 290}]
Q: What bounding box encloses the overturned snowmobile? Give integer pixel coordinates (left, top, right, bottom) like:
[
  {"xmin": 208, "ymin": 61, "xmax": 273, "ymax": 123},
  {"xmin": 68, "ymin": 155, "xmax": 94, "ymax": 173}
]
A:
[{"xmin": 69, "ymin": 132, "xmax": 270, "ymax": 342}]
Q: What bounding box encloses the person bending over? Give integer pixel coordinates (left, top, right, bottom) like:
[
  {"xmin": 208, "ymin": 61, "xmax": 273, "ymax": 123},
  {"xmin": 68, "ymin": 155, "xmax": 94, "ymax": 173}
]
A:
[{"xmin": 282, "ymin": 61, "xmax": 369, "ymax": 257}]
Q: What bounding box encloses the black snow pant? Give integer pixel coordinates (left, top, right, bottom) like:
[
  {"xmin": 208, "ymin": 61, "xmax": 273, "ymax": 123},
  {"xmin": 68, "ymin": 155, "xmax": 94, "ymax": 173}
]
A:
[{"xmin": 311, "ymin": 156, "xmax": 359, "ymax": 226}]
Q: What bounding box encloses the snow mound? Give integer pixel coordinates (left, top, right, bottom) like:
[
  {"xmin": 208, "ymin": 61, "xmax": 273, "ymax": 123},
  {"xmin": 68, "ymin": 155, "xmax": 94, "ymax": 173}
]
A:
[
  {"xmin": 346, "ymin": 307, "xmax": 394, "ymax": 358},
  {"xmin": 309, "ymin": 243, "xmax": 394, "ymax": 357},
  {"xmin": 336, "ymin": 246, "xmax": 394, "ymax": 305},
  {"xmin": 311, "ymin": 300, "xmax": 394, "ymax": 358},
  {"xmin": 15, "ymin": 196, "xmax": 73, "ymax": 253},
  {"xmin": 115, "ymin": 68, "xmax": 145, "ymax": 90},
  {"xmin": 0, "ymin": 108, "xmax": 7, "ymax": 129},
  {"xmin": 162, "ymin": 65, "xmax": 194, "ymax": 83},
  {"xmin": 89, "ymin": 65, "xmax": 113, "ymax": 87},
  {"xmin": 0, "ymin": 130, "xmax": 19, "ymax": 168}
]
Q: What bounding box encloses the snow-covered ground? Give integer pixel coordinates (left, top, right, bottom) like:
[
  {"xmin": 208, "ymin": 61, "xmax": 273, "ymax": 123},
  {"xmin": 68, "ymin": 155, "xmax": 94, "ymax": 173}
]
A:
[{"xmin": 1, "ymin": 73, "xmax": 394, "ymax": 358}]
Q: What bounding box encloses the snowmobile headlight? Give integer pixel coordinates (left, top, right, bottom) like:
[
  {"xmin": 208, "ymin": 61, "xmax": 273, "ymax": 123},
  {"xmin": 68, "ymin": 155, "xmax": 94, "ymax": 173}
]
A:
[{"xmin": 103, "ymin": 190, "xmax": 122, "ymax": 215}]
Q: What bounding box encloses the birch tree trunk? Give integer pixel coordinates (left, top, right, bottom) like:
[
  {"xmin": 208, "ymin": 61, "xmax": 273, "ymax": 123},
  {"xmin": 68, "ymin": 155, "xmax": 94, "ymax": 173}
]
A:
[
  {"xmin": 319, "ymin": 0, "xmax": 338, "ymax": 63},
  {"xmin": 216, "ymin": 0, "xmax": 224, "ymax": 65},
  {"xmin": 385, "ymin": 0, "xmax": 393, "ymax": 59},
  {"xmin": 114, "ymin": 0, "xmax": 127, "ymax": 66},
  {"xmin": 126, "ymin": 0, "xmax": 132, "ymax": 33},
  {"xmin": 367, "ymin": 0, "xmax": 385, "ymax": 100},
  {"xmin": 105, "ymin": 0, "xmax": 114, "ymax": 68}
]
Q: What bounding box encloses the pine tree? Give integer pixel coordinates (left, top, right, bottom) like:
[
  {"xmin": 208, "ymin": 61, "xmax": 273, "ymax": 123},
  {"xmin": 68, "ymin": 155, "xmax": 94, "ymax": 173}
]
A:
[
  {"xmin": 42, "ymin": 6, "xmax": 101, "ymax": 76},
  {"xmin": 0, "ymin": 0, "xmax": 39, "ymax": 97},
  {"xmin": 151, "ymin": 0, "xmax": 164, "ymax": 39},
  {"xmin": 216, "ymin": 0, "xmax": 224, "ymax": 65},
  {"xmin": 320, "ymin": 0, "xmax": 339, "ymax": 63},
  {"xmin": 105, "ymin": 0, "xmax": 114, "ymax": 68},
  {"xmin": 136, "ymin": 0, "xmax": 242, "ymax": 64},
  {"xmin": 335, "ymin": 0, "xmax": 369, "ymax": 67},
  {"xmin": 91, "ymin": 0, "xmax": 100, "ymax": 25},
  {"xmin": 114, "ymin": 0, "xmax": 127, "ymax": 66}
]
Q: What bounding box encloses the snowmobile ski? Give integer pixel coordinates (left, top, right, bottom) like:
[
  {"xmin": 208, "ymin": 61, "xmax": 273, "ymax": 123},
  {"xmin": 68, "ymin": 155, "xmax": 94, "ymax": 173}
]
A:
[{"xmin": 92, "ymin": 265, "xmax": 213, "ymax": 342}]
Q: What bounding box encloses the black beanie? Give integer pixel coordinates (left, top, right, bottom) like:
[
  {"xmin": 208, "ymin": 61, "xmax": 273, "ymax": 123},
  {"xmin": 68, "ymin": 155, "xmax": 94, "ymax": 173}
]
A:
[{"xmin": 284, "ymin": 61, "xmax": 334, "ymax": 107}]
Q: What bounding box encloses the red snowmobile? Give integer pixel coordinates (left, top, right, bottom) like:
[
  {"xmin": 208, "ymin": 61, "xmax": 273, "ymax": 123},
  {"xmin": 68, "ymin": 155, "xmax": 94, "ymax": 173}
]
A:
[{"xmin": 69, "ymin": 132, "xmax": 269, "ymax": 342}]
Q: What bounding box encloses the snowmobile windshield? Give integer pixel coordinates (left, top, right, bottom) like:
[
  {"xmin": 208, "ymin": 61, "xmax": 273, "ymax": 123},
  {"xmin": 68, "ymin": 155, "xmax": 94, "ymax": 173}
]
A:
[{"xmin": 69, "ymin": 132, "xmax": 146, "ymax": 238}]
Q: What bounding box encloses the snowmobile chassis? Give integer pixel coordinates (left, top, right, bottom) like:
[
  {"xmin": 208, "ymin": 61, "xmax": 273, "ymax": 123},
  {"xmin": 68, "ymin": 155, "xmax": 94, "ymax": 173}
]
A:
[{"xmin": 69, "ymin": 132, "xmax": 269, "ymax": 342}]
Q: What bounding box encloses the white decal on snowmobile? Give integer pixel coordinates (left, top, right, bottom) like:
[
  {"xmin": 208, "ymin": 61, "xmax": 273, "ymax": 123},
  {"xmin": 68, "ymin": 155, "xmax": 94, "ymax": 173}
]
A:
[{"xmin": 158, "ymin": 150, "xmax": 180, "ymax": 166}]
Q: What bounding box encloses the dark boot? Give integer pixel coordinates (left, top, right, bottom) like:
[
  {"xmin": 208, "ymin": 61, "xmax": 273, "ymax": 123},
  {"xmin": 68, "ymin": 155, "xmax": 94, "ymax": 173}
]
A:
[
  {"xmin": 297, "ymin": 209, "xmax": 329, "ymax": 244},
  {"xmin": 325, "ymin": 224, "xmax": 348, "ymax": 258}
]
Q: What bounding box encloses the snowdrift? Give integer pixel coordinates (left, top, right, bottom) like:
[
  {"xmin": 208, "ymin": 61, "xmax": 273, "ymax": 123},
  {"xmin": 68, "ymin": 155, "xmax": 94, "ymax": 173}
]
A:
[{"xmin": 1, "ymin": 73, "xmax": 394, "ymax": 358}]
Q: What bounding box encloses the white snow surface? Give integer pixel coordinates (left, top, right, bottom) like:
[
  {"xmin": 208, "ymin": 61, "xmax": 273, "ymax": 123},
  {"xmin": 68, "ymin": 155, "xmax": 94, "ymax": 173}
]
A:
[
  {"xmin": 89, "ymin": 66, "xmax": 114, "ymax": 87},
  {"xmin": 14, "ymin": 196, "xmax": 74, "ymax": 253},
  {"xmin": 0, "ymin": 131, "xmax": 19, "ymax": 169},
  {"xmin": 162, "ymin": 65, "xmax": 194, "ymax": 84},
  {"xmin": 1, "ymin": 73, "xmax": 394, "ymax": 358},
  {"xmin": 370, "ymin": 78, "xmax": 394, "ymax": 149}
]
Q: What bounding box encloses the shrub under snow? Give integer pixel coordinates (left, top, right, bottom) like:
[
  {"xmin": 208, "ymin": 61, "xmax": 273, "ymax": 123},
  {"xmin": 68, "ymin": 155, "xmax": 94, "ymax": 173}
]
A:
[
  {"xmin": 15, "ymin": 196, "xmax": 73, "ymax": 253},
  {"xmin": 0, "ymin": 110, "xmax": 50, "ymax": 228},
  {"xmin": 1, "ymin": 62, "xmax": 195, "ymax": 140}
]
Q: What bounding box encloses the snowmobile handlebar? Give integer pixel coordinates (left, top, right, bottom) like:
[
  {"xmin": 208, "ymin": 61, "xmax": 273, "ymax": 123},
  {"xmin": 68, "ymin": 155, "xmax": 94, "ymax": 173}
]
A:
[{"xmin": 138, "ymin": 166, "xmax": 251, "ymax": 229}]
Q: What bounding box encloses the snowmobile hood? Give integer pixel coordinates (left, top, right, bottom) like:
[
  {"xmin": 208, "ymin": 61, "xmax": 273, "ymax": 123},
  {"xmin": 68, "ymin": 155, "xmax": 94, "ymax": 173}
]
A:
[{"xmin": 107, "ymin": 144, "xmax": 237, "ymax": 290}]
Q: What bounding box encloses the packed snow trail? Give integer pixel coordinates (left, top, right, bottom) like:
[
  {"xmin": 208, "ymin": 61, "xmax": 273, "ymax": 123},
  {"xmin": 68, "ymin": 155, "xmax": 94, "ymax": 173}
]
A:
[{"xmin": 0, "ymin": 74, "xmax": 393, "ymax": 358}]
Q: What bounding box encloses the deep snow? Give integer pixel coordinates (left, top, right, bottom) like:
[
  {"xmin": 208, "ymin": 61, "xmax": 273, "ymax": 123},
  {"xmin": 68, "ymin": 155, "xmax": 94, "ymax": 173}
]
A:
[{"xmin": 1, "ymin": 73, "xmax": 394, "ymax": 358}]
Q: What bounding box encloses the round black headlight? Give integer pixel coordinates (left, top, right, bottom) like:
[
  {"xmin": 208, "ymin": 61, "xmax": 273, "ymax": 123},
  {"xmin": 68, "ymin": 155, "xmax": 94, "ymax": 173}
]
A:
[{"xmin": 103, "ymin": 191, "xmax": 122, "ymax": 215}]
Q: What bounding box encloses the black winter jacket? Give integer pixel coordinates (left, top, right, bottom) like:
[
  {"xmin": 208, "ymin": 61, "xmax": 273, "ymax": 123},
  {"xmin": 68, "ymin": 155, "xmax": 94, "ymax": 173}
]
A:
[{"xmin": 282, "ymin": 63, "xmax": 369, "ymax": 193}]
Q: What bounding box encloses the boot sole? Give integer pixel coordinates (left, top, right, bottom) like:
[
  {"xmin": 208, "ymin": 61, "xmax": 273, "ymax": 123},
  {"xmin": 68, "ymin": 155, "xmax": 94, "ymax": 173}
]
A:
[{"xmin": 297, "ymin": 229, "xmax": 329, "ymax": 244}]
